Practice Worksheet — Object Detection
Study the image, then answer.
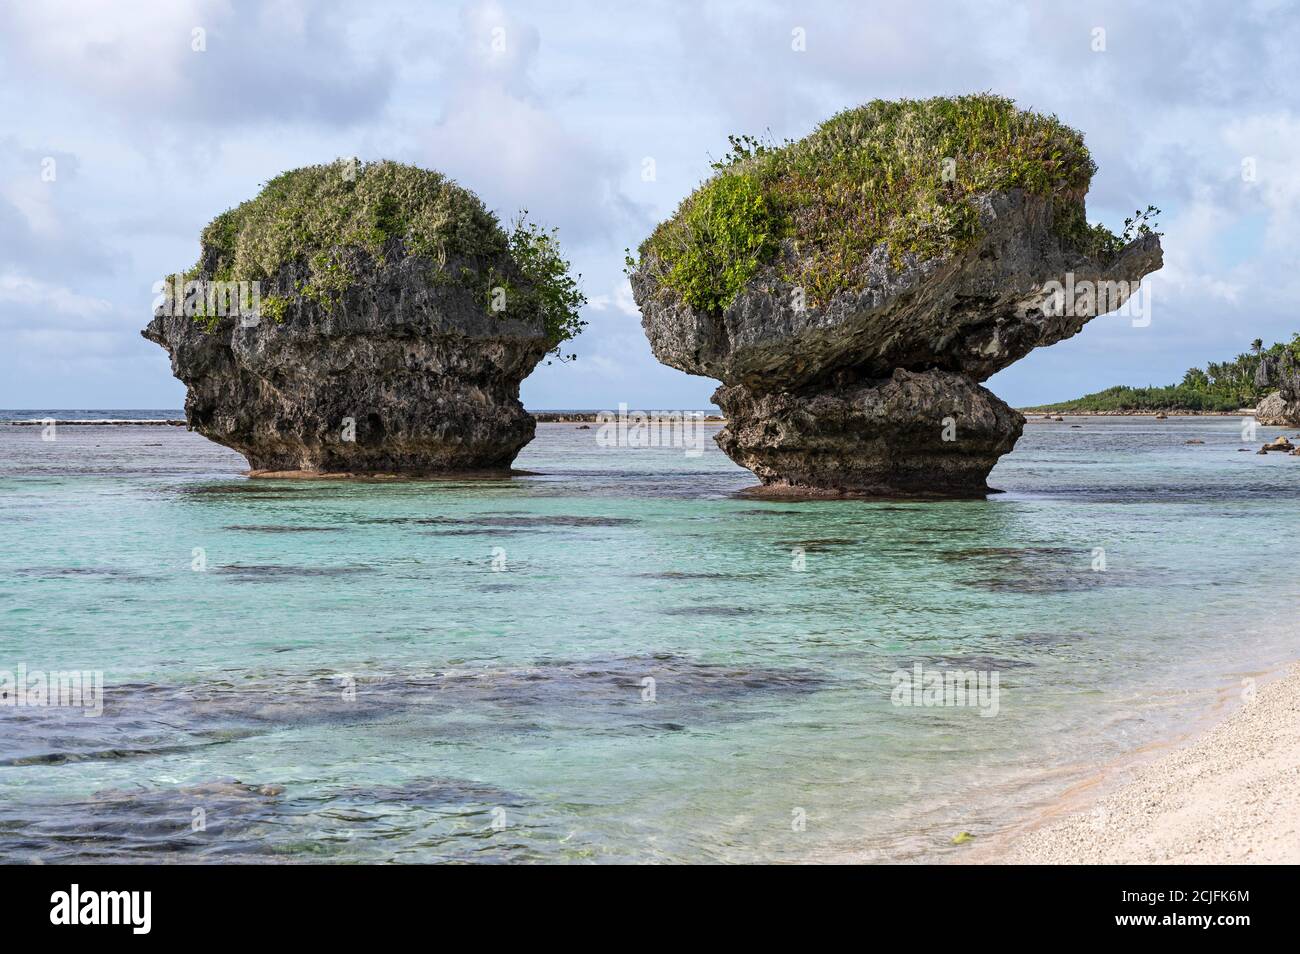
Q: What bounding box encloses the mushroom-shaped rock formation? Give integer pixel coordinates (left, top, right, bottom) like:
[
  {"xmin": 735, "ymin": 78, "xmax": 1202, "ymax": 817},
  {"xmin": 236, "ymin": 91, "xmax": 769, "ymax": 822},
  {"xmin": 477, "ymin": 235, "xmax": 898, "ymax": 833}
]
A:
[
  {"xmin": 144, "ymin": 160, "xmax": 584, "ymax": 475},
  {"xmin": 631, "ymin": 95, "xmax": 1163, "ymax": 496}
]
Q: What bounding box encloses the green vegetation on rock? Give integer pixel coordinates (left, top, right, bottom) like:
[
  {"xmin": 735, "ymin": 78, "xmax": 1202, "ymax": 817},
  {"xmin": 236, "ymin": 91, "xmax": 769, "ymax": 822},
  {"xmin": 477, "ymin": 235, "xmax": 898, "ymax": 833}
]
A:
[
  {"xmin": 179, "ymin": 159, "xmax": 585, "ymax": 358},
  {"xmin": 633, "ymin": 94, "xmax": 1134, "ymax": 314},
  {"xmin": 1026, "ymin": 337, "xmax": 1300, "ymax": 412}
]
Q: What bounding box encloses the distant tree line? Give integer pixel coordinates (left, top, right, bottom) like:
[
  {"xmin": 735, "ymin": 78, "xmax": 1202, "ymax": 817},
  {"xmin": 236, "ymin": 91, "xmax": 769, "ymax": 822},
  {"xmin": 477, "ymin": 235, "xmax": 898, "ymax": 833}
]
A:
[{"xmin": 1028, "ymin": 336, "xmax": 1300, "ymax": 412}]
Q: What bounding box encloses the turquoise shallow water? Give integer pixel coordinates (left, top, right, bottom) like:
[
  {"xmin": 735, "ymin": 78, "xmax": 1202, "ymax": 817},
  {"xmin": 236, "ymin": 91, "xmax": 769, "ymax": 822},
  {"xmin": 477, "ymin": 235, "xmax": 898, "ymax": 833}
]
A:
[{"xmin": 1, "ymin": 415, "xmax": 1297, "ymax": 863}]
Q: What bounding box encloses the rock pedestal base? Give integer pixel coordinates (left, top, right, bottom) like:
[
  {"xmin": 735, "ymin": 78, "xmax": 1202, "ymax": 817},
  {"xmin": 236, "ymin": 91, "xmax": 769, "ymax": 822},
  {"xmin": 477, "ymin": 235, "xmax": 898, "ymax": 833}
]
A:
[{"xmin": 714, "ymin": 369, "xmax": 1025, "ymax": 497}]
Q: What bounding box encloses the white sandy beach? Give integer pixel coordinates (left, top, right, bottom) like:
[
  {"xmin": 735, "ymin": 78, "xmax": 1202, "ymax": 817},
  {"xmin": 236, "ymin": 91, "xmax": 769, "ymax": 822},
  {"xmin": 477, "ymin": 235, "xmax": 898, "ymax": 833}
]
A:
[{"xmin": 988, "ymin": 664, "xmax": 1300, "ymax": 864}]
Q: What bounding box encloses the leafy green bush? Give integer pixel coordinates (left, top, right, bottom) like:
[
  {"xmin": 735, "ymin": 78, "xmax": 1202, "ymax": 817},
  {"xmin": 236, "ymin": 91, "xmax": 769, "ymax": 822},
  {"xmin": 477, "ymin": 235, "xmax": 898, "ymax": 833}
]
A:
[
  {"xmin": 636, "ymin": 94, "xmax": 1145, "ymax": 314},
  {"xmin": 178, "ymin": 159, "xmax": 585, "ymax": 357},
  {"xmin": 259, "ymin": 294, "xmax": 290, "ymax": 324},
  {"xmin": 1064, "ymin": 204, "xmax": 1163, "ymax": 261},
  {"xmin": 654, "ymin": 172, "xmax": 779, "ymax": 315},
  {"xmin": 501, "ymin": 215, "xmax": 587, "ymax": 362}
]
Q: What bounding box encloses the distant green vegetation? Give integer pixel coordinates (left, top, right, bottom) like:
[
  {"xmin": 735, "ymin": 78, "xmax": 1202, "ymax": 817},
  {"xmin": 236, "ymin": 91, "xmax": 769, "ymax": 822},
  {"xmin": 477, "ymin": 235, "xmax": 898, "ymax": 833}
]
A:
[
  {"xmin": 178, "ymin": 159, "xmax": 585, "ymax": 358},
  {"xmin": 1026, "ymin": 337, "xmax": 1300, "ymax": 412},
  {"xmin": 1026, "ymin": 385, "xmax": 1242, "ymax": 413},
  {"xmin": 633, "ymin": 93, "xmax": 1146, "ymax": 314}
]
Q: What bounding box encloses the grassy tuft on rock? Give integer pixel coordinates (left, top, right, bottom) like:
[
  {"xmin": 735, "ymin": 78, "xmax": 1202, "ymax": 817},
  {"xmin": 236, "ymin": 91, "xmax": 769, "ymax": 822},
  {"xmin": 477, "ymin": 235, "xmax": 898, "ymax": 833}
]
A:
[
  {"xmin": 634, "ymin": 94, "xmax": 1125, "ymax": 314},
  {"xmin": 179, "ymin": 159, "xmax": 585, "ymax": 358}
]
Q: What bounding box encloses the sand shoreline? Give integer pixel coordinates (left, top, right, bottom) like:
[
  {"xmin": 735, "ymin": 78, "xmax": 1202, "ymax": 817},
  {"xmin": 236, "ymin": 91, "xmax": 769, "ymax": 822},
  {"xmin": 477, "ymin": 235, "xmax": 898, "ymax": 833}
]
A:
[
  {"xmin": 1020, "ymin": 409, "xmax": 1255, "ymax": 418},
  {"xmin": 971, "ymin": 662, "xmax": 1300, "ymax": 864}
]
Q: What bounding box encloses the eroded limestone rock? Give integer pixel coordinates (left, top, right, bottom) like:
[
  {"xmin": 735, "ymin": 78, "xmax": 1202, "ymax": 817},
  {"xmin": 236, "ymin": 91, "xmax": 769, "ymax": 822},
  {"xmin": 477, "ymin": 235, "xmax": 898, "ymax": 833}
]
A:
[
  {"xmin": 632, "ymin": 98, "xmax": 1163, "ymax": 496},
  {"xmin": 143, "ymin": 161, "xmax": 580, "ymax": 475}
]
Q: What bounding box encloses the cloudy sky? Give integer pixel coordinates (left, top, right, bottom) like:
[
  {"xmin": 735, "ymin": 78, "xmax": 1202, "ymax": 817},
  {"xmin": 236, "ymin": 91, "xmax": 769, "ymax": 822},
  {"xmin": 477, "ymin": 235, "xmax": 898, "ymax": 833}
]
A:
[{"xmin": 1, "ymin": 0, "xmax": 1297, "ymax": 410}]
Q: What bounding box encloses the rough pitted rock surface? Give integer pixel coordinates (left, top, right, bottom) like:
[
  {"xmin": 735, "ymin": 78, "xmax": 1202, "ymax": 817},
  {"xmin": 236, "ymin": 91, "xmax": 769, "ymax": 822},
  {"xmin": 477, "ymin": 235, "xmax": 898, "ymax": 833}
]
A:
[
  {"xmin": 1255, "ymin": 391, "xmax": 1299, "ymax": 427},
  {"xmin": 634, "ymin": 189, "xmax": 1162, "ymax": 496},
  {"xmin": 715, "ymin": 369, "xmax": 1025, "ymax": 495},
  {"xmin": 1254, "ymin": 353, "xmax": 1300, "ymax": 426},
  {"xmin": 143, "ymin": 250, "xmax": 549, "ymax": 474}
]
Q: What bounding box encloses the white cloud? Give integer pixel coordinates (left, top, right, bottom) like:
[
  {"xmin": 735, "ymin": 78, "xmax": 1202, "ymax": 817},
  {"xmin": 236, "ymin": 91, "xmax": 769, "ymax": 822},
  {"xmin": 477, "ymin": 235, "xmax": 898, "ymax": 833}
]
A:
[
  {"xmin": 0, "ymin": 0, "xmax": 392, "ymax": 128},
  {"xmin": 421, "ymin": 1, "xmax": 644, "ymax": 244},
  {"xmin": 3, "ymin": 0, "xmax": 1300, "ymax": 407},
  {"xmin": 0, "ymin": 274, "xmax": 115, "ymax": 320},
  {"xmin": 587, "ymin": 279, "xmax": 640, "ymax": 317}
]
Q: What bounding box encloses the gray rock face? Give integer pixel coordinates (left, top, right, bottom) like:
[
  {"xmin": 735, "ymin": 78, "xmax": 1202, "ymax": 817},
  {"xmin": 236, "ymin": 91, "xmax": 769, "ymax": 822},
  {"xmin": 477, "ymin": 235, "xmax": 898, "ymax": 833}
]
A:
[
  {"xmin": 143, "ymin": 251, "xmax": 550, "ymax": 474},
  {"xmin": 633, "ymin": 191, "xmax": 1163, "ymax": 496},
  {"xmin": 715, "ymin": 370, "xmax": 1024, "ymax": 496},
  {"xmin": 1254, "ymin": 353, "xmax": 1300, "ymax": 426},
  {"xmin": 1256, "ymin": 391, "xmax": 1300, "ymax": 427}
]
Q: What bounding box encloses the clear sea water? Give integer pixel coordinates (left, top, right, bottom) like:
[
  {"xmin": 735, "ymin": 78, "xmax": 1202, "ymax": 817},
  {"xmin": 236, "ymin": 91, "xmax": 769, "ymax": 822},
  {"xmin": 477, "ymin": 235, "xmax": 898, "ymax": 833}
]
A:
[{"xmin": 1, "ymin": 414, "xmax": 1296, "ymax": 864}]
